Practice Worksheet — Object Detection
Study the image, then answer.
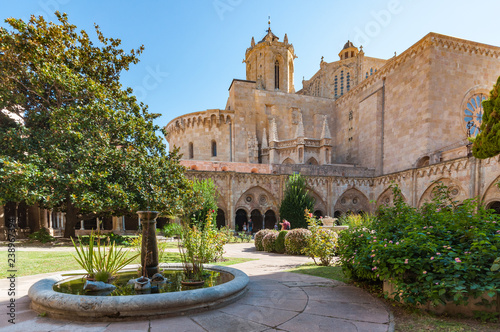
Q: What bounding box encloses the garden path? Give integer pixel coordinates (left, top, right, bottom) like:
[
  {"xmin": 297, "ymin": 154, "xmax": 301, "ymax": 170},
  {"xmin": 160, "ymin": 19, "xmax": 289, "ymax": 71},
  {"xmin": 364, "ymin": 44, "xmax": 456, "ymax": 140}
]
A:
[{"xmin": 0, "ymin": 243, "xmax": 393, "ymax": 331}]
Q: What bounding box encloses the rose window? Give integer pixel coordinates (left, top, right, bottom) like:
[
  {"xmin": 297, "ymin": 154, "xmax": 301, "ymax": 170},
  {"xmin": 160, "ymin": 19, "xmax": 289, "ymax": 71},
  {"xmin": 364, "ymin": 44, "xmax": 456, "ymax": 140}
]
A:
[{"xmin": 464, "ymin": 94, "xmax": 486, "ymax": 137}]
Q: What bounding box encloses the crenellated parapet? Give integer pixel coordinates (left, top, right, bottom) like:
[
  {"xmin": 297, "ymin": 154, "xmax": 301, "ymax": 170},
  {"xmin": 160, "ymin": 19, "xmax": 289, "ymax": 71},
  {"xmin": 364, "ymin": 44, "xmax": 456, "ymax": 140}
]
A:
[{"xmin": 164, "ymin": 109, "xmax": 234, "ymax": 135}]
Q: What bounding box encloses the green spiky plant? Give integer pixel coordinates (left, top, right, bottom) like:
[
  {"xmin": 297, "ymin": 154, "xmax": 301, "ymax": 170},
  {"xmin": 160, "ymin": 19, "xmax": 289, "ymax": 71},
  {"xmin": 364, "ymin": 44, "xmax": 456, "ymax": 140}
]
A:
[{"xmin": 71, "ymin": 232, "xmax": 139, "ymax": 282}]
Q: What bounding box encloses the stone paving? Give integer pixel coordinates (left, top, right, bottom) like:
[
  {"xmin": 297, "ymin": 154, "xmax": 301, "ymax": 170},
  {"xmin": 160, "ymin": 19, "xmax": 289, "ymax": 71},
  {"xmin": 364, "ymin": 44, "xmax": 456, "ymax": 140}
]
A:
[{"xmin": 0, "ymin": 243, "xmax": 393, "ymax": 331}]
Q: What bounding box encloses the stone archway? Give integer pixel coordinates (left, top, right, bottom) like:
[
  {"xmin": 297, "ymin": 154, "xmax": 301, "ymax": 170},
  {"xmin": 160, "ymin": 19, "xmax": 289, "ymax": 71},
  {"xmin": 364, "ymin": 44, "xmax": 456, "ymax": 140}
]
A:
[
  {"xmin": 482, "ymin": 176, "xmax": 500, "ymax": 214},
  {"xmin": 251, "ymin": 209, "xmax": 263, "ymax": 232},
  {"xmin": 486, "ymin": 201, "xmax": 500, "ymax": 214},
  {"xmin": 376, "ymin": 187, "xmax": 407, "ymax": 209},
  {"xmin": 334, "ymin": 188, "xmax": 370, "ymax": 215},
  {"xmin": 264, "ymin": 210, "xmax": 277, "ymax": 229},
  {"xmin": 418, "ymin": 178, "xmax": 466, "ymax": 208},
  {"xmin": 314, "ymin": 210, "xmax": 324, "ymax": 218},
  {"xmin": 216, "ymin": 208, "xmax": 226, "ymax": 229},
  {"xmin": 235, "ymin": 209, "xmax": 247, "ymax": 232}
]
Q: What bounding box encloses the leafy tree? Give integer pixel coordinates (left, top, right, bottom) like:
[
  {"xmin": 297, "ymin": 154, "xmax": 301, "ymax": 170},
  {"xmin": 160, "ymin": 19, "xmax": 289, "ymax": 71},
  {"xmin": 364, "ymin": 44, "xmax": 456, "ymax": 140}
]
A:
[
  {"xmin": 472, "ymin": 77, "xmax": 500, "ymax": 159},
  {"xmin": 0, "ymin": 13, "xmax": 195, "ymax": 237},
  {"xmin": 279, "ymin": 173, "xmax": 315, "ymax": 229},
  {"xmin": 186, "ymin": 179, "xmax": 218, "ymax": 229}
]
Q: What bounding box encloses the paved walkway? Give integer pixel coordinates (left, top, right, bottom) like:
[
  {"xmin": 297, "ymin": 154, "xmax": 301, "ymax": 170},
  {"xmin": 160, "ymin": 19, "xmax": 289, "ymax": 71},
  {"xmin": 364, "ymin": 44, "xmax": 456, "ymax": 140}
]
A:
[{"xmin": 0, "ymin": 243, "xmax": 393, "ymax": 331}]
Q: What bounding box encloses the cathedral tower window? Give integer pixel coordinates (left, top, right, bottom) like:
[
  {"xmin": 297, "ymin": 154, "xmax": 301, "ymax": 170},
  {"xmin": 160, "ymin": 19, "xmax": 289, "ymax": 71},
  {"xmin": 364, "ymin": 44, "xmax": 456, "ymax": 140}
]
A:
[
  {"xmin": 347, "ymin": 72, "xmax": 351, "ymax": 92},
  {"xmin": 189, "ymin": 142, "xmax": 194, "ymax": 159},
  {"xmin": 211, "ymin": 140, "xmax": 217, "ymax": 157},
  {"xmin": 370, "ymin": 68, "xmax": 373, "ymax": 75},
  {"xmin": 274, "ymin": 60, "xmax": 280, "ymax": 90}
]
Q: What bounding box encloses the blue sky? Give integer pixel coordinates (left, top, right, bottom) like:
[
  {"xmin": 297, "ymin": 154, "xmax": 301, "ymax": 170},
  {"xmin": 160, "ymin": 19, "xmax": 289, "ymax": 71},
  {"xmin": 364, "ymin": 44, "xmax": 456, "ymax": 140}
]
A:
[{"xmin": 2, "ymin": 0, "xmax": 500, "ymax": 145}]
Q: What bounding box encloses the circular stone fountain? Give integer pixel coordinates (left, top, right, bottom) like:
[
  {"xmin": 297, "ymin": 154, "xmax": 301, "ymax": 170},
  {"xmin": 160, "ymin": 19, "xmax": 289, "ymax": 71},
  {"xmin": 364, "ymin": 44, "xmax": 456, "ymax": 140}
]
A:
[{"xmin": 28, "ymin": 263, "xmax": 248, "ymax": 321}]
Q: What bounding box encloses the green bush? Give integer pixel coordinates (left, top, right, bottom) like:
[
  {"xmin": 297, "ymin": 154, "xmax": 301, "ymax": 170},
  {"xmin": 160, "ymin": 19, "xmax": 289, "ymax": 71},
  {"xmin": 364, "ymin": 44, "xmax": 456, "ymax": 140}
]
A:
[
  {"xmin": 303, "ymin": 212, "xmax": 338, "ymax": 266},
  {"xmin": 337, "ymin": 183, "xmax": 500, "ymax": 307},
  {"xmin": 28, "ymin": 227, "xmax": 55, "ymax": 243},
  {"xmin": 163, "ymin": 222, "xmax": 183, "ymax": 238},
  {"xmin": 285, "ymin": 228, "xmax": 311, "ymax": 255},
  {"xmin": 275, "ymin": 230, "xmax": 288, "ymax": 253},
  {"xmin": 262, "ymin": 231, "xmax": 279, "ymax": 252},
  {"xmin": 254, "ymin": 229, "xmax": 275, "ymax": 251}
]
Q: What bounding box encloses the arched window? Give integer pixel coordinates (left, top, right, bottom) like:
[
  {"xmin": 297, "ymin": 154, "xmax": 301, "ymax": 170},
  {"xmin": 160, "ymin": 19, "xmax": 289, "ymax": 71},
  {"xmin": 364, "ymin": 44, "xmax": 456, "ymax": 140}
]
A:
[
  {"xmin": 347, "ymin": 72, "xmax": 350, "ymax": 92},
  {"xmin": 370, "ymin": 68, "xmax": 373, "ymax": 75},
  {"xmin": 188, "ymin": 142, "xmax": 194, "ymax": 159},
  {"xmin": 274, "ymin": 60, "xmax": 280, "ymax": 90},
  {"xmin": 211, "ymin": 140, "xmax": 217, "ymax": 157}
]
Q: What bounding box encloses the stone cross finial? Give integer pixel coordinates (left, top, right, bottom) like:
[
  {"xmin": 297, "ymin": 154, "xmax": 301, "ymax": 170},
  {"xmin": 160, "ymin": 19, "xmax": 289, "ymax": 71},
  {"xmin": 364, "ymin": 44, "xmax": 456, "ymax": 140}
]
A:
[
  {"xmin": 251, "ymin": 36, "xmax": 255, "ymax": 47},
  {"xmin": 321, "ymin": 115, "xmax": 331, "ymax": 139},
  {"xmin": 284, "ymin": 33, "xmax": 288, "ymax": 44}
]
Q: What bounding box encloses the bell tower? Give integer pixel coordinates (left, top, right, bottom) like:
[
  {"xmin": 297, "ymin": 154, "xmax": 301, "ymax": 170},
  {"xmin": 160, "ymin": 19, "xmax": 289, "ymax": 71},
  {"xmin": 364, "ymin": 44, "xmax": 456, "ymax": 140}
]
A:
[{"xmin": 244, "ymin": 20, "xmax": 296, "ymax": 93}]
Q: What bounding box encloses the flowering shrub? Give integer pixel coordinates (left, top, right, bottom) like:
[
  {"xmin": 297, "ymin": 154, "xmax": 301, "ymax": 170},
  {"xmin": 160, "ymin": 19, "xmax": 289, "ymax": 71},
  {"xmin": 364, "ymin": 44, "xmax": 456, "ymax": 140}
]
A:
[
  {"xmin": 254, "ymin": 229, "xmax": 276, "ymax": 251},
  {"xmin": 262, "ymin": 231, "xmax": 279, "ymax": 252},
  {"xmin": 275, "ymin": 230, "xmax": 288, "ymax": 254},
  {"xmin": 337, "ymin": 183, "xmax": 500, "ymax": 307},
  {"xmin": 285, "ymin": 228, "xmax": 311, "ymax": 255},
  {"xmin": 302, "ymin": 212, "xmax": 339, "ymax": 266}
]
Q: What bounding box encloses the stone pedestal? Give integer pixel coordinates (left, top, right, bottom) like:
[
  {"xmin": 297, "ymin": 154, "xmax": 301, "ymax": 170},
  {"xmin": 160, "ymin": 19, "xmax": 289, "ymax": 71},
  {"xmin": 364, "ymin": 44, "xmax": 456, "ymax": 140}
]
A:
[{"xmin": 137, "ymin": 211, "xmax": 159, "ymax": 278}]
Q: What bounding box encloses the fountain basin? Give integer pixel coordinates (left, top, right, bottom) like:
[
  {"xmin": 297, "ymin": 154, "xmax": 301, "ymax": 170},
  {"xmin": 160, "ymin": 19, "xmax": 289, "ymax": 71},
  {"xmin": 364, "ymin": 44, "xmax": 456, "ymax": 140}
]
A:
[{"xmin": 28, "ymin": 263, "xmax": 249, "ymax": 322}]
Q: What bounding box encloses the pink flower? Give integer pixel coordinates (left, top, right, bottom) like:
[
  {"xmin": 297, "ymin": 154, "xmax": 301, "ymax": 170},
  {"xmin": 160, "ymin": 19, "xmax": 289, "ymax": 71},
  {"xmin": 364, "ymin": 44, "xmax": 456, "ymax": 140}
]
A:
[
  {"xmin": 455, "ymin": 257, "xmax": 462, "ymax": 263},
  {"xmin": 372, "ymin": 266, "xmax": 377, "ymax": 271},
  {"xmin": 384, "ymin": 244, "xmax": 387, "ymax": 247},
  {"xmin": 404, "ymin": 259, "xmax": 408, "ymax": 264},
  {"xmin": 436, "ymin": 252, "xmax": 441, "ymax": 255},
  {"xmin": 423, "ymin": 271, "xmax": 427, "ymax": 274},
  {"xmin": 430, "ymin": 257, "xmax": 434, "ymax": 260},
  {"xmin": 389, "ymin": 240, "xmax": 393, "ymax": 244}
]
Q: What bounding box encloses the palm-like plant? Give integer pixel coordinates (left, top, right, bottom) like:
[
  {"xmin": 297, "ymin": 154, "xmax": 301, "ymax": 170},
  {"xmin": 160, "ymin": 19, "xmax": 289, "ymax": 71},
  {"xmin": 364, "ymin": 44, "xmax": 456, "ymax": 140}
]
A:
[{"xmin": 71, "ymin": 232, "xmax": 139, "ymax": 282}]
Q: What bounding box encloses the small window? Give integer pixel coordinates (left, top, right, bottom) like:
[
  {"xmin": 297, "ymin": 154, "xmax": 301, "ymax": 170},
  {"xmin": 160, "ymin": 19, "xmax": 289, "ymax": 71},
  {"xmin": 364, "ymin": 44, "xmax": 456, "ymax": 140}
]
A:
[
  {"xmin": 351, "ymin": 51, "xmax": 354, "ymax": 57},
  {"xmin": 211, "ymin": 141, "xmax": 217, "ymax": 157},
  {"xmin": 344, "ymin": 51, "xmax": 348, "ymax": 59},
  {"xmin": 188, "ymin": 142, "xmax": 194, "ymax": 159}
]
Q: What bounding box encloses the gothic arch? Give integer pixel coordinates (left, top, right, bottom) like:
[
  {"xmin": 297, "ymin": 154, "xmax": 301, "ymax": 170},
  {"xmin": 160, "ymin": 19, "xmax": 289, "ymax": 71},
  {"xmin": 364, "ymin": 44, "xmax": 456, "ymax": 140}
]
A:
[
  {"xmin": 376, "ymin": 187, "xmax": 407, "ymax": 209},
  {"xmin": 282, "ymin": 158, "xmax": 294, "ymax": 165},
  {"xmin": 418, "ymin": 178, "xmax": 466, "ymax": 208},
  {"xmin": 306, "ymin": 187, "xmax": 328, "ymax": 218},
  {"xmin": 482, "ymin": 176, "xmax": 500, "ymax": 208},
  {"xmin": 334, "ymin": 188, "xmax": 370, "ymax": 215},
  {"xmin": 235, "ymin": 186, "xmax": 278, "ymax": 218},
  {"xmin": 306, "ymin": 157, "xmax": 318, "ymax": 165},
  {"xmin": 416, "ymin": 156, "xmax": 430, "ymax": 168},
  {"xmin": 274, "ymin": 54, "xmax": 285, "ymax": 91}
]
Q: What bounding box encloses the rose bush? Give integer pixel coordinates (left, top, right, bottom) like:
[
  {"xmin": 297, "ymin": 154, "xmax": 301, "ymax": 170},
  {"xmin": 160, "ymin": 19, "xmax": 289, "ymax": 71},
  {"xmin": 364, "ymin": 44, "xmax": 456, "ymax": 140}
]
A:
[{"xmin": 337, "ymin": 183, "xmax": 500, "ymax": 306}]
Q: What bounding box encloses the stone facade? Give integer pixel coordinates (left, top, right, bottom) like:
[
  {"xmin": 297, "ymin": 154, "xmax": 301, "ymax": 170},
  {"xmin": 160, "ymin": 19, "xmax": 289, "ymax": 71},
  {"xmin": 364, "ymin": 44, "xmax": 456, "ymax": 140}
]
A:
[
  {"xmin": 165, "ymin": 28, "xmax": 500, "ymax": 229},
  {"xmin": 3, "ymin": 29, "xmax": 500, "ymax": 237}
]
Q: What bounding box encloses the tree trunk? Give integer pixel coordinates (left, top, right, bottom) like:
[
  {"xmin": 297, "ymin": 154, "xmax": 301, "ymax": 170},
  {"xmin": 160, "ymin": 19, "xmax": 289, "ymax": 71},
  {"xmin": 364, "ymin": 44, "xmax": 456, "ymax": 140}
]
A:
[{"xmin": 63, "ymin": 197, "xmax": 78, "ymax": 238}]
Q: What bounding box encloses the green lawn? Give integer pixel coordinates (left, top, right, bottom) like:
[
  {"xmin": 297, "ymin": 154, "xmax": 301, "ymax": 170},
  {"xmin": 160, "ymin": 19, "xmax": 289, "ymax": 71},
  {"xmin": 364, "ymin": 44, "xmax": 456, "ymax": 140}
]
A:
[
  {"xmin": 287, "ymin": 263, "xmax": 349, "ymax": 283},
  {"xmin": 0, "ymin": 250, "xmax": 254, "ymax": 278}
]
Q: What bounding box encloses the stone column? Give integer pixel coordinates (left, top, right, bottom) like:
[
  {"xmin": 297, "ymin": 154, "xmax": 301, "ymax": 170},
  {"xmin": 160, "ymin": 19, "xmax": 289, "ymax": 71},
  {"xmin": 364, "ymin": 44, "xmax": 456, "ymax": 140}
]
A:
[{"xmin": 138, "ymin": 211, "xmax": 159, "ymax": 278}]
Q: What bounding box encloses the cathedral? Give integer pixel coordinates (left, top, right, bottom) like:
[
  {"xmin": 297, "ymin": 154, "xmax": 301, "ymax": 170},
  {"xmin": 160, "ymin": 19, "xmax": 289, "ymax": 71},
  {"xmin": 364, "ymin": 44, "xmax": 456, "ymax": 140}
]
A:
[
  {"xmin": 2, "ymin": 26, "xmax": 500, "ymax": 237},
  {"xmin": 165, "ymin": 26, "xmax": 500, "ymax": 232}
]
